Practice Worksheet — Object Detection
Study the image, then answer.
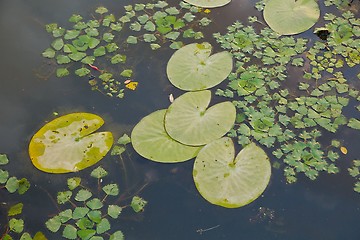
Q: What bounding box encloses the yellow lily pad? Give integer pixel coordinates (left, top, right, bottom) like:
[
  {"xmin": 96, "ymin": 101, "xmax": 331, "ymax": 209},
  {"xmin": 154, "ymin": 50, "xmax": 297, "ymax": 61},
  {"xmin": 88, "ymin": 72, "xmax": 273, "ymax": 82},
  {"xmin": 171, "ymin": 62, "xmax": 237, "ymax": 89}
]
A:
[{"xmin": 29, "ymin": 113, "xmax": 113, "ymax": 173}]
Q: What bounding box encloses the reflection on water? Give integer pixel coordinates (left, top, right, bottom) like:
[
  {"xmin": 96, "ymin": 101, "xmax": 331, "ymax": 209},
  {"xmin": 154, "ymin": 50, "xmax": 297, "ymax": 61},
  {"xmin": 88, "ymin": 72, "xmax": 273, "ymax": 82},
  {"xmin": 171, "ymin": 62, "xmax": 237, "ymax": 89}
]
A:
[{"xmin": 0, "ymin": 0, "xmax": 360, "ymax": 239}]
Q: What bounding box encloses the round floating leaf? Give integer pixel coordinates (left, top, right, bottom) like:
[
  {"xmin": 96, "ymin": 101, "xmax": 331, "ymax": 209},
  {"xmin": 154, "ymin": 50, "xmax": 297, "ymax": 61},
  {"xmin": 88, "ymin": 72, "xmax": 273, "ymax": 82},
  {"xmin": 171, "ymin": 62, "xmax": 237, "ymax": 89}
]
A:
[
  {"xmin": 102, "ymin": 184, "xmax": 119, "ymax": 196},
  {"xmin": 73, "ymin": 207, "xmax": 90, "ymax": 220},
  {"xmin": 67, "ymin": 177, "xmax": 81, "ymax": 190},
  {"xmin": 76, "ymin": 217, "xmax": 94, "ymax": 230},
  {"xmin": 51, "ymin": 38, "xmax": 64, "ymax": 50},
  {"xmin": 9, "ymin": 218, "xmax": 24, "ymax": 233},
  {"xmin": 108, "ymin": 205, "xmax": 122, "ymax": 219},
  {"xmin": 28, "ymin": 113, "xmax": 113, "ymax": 173},
  {"xmin": 62, "ymin": 225, "xmax": 77, "ymax": 239},
  {"xmin": 86, "ymin": 198, "xmax": 103, "ymax": 210},
  {"xmin": 131, "ymin": 196, "xmax": 147, "ymax": 212},
  {"xmin": 110, "ymin": 231, "xmax": 124, "ymax": 240},
  {"xmin": 183, "ymin": 0, "xmax": 230, "ymax": 8},
  {"xmin": 131, "ymin": 110, "xmax": 202, "ymax": 163},
  {"xmin": 111, "ymin": 54, "xmax": 126, "ymax": 64},
  {"xmin": 96, "ymin": 218, "xmax": 110, "ymax": 234},
  {"xmin": 77, "ymin": 229, "xmax": 96, "ymax": 239},
  {"xmin": 42, "ymin": 48, "xmax": 55, "ymax": 58},
  {"xmin": 263, "ymin": 0, "xmax": 320, "ymax": 35},
  {"xmin": 75, "ymin": 189, "xmax": 92, "ymax": 202},
  {"xmin": 59, "ymin": 209, "xmax": 73, "ymax": 223},
  {"xmin": 57, "ymin": 191, "xmax": 72, "ymax": 204},
  {"xmin": 20, "ymin": 232, "xmax": 32, "ymax": 240},
  {"xmin": 33, "ymin": 232, "xmax": 47, "ymax": 240},
  {"xmin": 87, "ymin": 210, "xmax": 102, "ymax": 223},
  {"xmin": 18, "ymin": 178, "xmax": 30, "ymax": 194},
  {"xmin": 0, "ymin": 169, "xmax": 9, "ymax": 183},
  {"xmin": 5, "ymin": 177, "xmax": 19, "ymax": 193},
  {"xmin": 0, "ymin": 154, "xmax": 9, "ymax": 165},
  {"xmin": 167, "ymin": 42, "xmax": 233, "ymax": 91},
  {"xmin": 8, "ymin": 203, "xmax": 24, "ymax": 216},
  {"xmin": 193, "ymin": 138, "xmax": 271, "ymax": 208},
  {"xmin": 164, "ymin": 90, "xmax": 236, "ymax": 146},
  {"xmin": 75, "ymin": 67, "xmax": 91, "ymax": 77},
  {"xmin": 90, "ymin": 166, "xmax": 108, "ymax": 178},
  {"xmin": 69, "ymin": 52, "xmax": 86, "ymax": 61},
  {"xmin": 56, "ymin": 68, "xmax": 70, "ymax": 77},
  {"xmin": 45, "ymin": 216, "xmax": 62, "ymax": 233}
]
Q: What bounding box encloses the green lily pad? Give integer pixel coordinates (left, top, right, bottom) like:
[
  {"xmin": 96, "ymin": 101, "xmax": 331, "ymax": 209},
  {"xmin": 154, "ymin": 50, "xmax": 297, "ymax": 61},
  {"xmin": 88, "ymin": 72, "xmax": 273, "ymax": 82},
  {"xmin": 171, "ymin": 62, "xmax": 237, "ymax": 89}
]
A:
[
  {"xmin": 166, "ymin": 42, "xmax": 233, "ymax": 91},
  {"xmin": 263, "ymin": 0, "xmax": 320, "ymax": 35},
  {"xmin": 193, "ymin": 138, "xmax": 271, "ymax": 208},
  {"xmin": 164, "ymin": 90, "xmax": 236, "ymax": 146},
  {"xmin": 28, "ymin": 113, "xmax": 113, "ymax": 173},
  {"xmin": 183, "ymin": 0, "xmax": 231, "ymax": 8},
  {"xmin": 131, "ymin": 110, "xmax": 202, "ymax": 163}
]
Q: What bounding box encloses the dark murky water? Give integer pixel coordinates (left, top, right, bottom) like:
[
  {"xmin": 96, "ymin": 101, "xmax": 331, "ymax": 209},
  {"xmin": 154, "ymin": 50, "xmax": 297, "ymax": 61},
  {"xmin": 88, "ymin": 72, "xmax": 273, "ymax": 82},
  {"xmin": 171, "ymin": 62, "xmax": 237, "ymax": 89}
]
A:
[{"xmin": 1, "ymin": 0, "xmax": 360, "ymax": 239}]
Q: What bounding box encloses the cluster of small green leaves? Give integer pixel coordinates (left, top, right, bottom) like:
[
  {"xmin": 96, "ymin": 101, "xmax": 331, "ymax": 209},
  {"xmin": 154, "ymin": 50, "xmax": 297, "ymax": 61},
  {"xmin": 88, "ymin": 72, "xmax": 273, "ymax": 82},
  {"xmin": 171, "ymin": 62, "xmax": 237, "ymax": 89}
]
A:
[
  {"xmin": 212, "ymin": 16, "xmax": 354, "ymax": 183},
  {"xmin": 348, "ymin": 160, "xmax": 360, "ymax": 193},
  {"xmin": 0, "ymin": 154, "xmax": 46, "ymax": 240},
  {"xmin": 324, "ymin": 0, "xmax": 354, "ymax": 9},
  {"xmin": 42, "ymin": 1, "xmax": 212, "ymax": 99},
  {"xmin": 124, "ymin": 1, "xmax": 211, "ymax": 50},
  {"xmin": 43, "ymin": 6, "xmax": 130, "ymax": 98},
  {"xmin": 45, "ymin": 166, "xmax": 147, "ymax": 239},
  {"xmin": 110, "ymin": 134, "xmax": 131, "ymax": 156},
  {"xmin": 307, "ymin": 11, "xmax": 360, "ymax": 76}
]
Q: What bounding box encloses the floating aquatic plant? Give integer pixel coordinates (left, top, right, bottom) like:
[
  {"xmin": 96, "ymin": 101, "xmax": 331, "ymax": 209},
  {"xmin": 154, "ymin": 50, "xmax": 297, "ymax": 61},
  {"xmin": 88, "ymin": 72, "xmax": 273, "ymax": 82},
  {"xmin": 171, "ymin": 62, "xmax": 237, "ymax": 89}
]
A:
[
  {"xmin": 183, "ymin": 0, "xmax": 231, "ymax": 8},
  {"xmin": 263, "ymin": 0, "xmax": 320, "ymax": 35},
  {"xmin": 42, "ymin": 1, "xmax": 212, "ymax": 99},
  {"xmin": 131, "ymin": 109, "xmax": 202, "ymax": 163},
  {"xmin": 348, "ymin": 160, "xmax": 360, "ymax": 193},
  {"xmin": 124, "ymin": 1, "xmax": 211, "ymax": 50},
  {"xmin": 214, "ymin": 5, "xmax": 359, "ymax": 185},
  {"xmin": 28, "ymin": 113, "xmax": 113, "ymax": 173},
  {"xmin": 45, "ymin": 166, "xmax": 146, "ymax": 239},
  {"xmin": 193, "ymin": 138, "xmax": 271, "ymax": 208},
  {"xmin": 164, "ymin": 90, "xmax": 236, "ymax": 146},
  {"xmin": 166, "ymin": 42, "xmax": 233, "ymax": 91},
  {"xmin": 0, "ymin": 154, "xmax": 46, "ymax": 239}
]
